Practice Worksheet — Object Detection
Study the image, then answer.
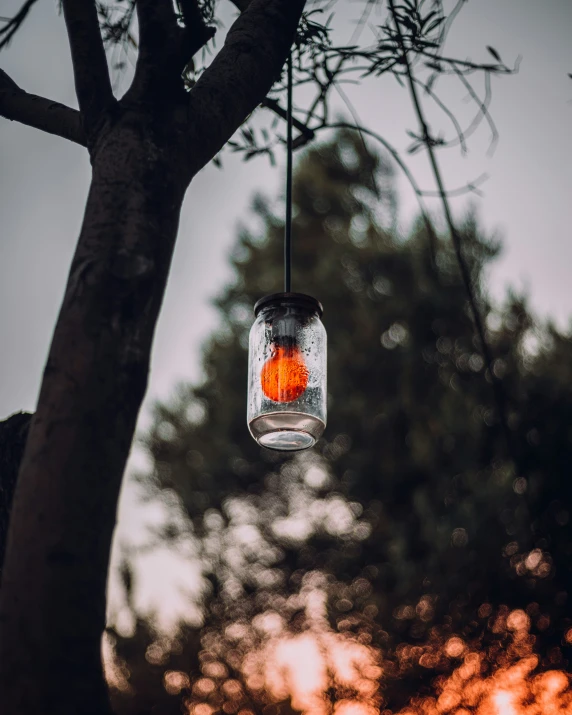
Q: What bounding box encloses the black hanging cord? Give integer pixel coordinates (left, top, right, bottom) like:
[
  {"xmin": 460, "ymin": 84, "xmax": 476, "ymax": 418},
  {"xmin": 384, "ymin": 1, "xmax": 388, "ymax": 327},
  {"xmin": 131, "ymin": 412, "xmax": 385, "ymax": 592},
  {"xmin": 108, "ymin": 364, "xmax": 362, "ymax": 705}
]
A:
[{"xmin": 284, "ymin": 49, "xmax": 293, "ymax": 293}]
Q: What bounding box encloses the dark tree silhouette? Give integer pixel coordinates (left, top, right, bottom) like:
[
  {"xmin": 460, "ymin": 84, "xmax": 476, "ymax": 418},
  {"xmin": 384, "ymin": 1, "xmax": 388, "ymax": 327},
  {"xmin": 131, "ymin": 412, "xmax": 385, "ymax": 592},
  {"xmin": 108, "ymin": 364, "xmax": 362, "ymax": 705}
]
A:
[{"xmin": 0, "ymin": 412, "xmax": 31, "ymax": 577}]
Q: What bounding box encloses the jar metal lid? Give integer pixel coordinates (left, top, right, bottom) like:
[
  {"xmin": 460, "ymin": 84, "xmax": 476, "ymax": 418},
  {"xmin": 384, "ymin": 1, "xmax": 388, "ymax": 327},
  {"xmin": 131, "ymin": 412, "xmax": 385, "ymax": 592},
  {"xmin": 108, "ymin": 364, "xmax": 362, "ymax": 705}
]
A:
[{"xmin": 254, "ymin": 292, "xmax": 323, "ymax": 318}]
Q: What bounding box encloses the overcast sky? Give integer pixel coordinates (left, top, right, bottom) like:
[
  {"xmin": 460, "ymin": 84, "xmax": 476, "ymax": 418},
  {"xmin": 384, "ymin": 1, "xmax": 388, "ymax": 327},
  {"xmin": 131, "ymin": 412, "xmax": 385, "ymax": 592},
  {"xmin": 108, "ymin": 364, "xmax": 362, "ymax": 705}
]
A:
[{"xmin": 1, "ymin": 0, "xmax": 571, "ymax": 628}]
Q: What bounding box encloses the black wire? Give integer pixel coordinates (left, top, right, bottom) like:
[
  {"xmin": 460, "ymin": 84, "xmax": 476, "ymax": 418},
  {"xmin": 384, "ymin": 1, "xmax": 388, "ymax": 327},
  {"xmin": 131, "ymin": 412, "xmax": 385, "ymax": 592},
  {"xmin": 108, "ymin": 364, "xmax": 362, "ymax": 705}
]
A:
[{"xmin": 284, "ymin": 50, "xmax": 293, "ymax": 293}]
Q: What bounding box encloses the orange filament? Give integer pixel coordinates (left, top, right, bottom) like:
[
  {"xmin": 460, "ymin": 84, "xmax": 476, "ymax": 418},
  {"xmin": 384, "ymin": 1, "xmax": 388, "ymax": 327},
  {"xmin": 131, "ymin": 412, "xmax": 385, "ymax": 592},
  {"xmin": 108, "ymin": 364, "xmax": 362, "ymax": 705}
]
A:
[{"xmin": 261, "ymin": 344, "xmax": 309, "ymax": 403}]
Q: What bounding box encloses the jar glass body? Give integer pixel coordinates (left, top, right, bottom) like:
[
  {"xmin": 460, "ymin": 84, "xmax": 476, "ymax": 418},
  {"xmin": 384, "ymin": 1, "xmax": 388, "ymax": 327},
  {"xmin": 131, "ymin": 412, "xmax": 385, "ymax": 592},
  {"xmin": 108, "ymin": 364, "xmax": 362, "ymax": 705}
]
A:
[{"xmin": 247, "ymin": 294, "xmax": 327, "ymax": 451}]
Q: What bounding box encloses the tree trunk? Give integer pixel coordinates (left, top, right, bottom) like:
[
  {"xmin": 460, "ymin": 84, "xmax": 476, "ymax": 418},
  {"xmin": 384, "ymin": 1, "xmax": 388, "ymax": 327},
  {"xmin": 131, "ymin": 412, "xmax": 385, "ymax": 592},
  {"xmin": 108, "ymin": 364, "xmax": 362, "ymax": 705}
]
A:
[
  {"xmin": 0, "ymin": 111, "xmax": 189, "ymax": 714},
  {"xmin": 0, "ymin": 412, "xmax": 31, "ymax": 579},
  {"xmin": 0, "ymin": 0, "xmax": 307, "ymax": 707}
]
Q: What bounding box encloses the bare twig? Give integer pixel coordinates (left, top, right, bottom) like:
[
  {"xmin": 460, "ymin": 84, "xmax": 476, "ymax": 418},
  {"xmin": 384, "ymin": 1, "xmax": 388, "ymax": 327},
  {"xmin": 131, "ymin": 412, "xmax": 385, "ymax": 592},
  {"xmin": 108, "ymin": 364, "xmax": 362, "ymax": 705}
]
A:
[
  {"xmin": 388, "ymin": 0, "xmax": 516, "ymax": 462},
  {"xmin": 411, "ymin": 75, "xmax": 468, "ymax": 154},
  {"xmin": 349, "ymin": 0, "xmax": 377, "ymax": 45},
  {"xmin": 439, "ymin": 0, "xmax": 466, "ymax": 47},
  {"xmin": 0, "ymin": 0, "xmax": 40, "ymax": 50},
  {"xmin": 420, "ymin": 173, "xmax": 489, "ymax": 198},
  {"xmin": 327, "ymin": 120, "xmax": 439, "ymax": 257},
  {"xmin": 452, "ymin": 67, "xmax": 498, "ymax": 156},
  {"xmin": 0, "ymin": 68, "xmax": 86, "ymax": 146},
  {"xmin": 262, "ymin": 96, "xmax": 315, "ymax": 143}
]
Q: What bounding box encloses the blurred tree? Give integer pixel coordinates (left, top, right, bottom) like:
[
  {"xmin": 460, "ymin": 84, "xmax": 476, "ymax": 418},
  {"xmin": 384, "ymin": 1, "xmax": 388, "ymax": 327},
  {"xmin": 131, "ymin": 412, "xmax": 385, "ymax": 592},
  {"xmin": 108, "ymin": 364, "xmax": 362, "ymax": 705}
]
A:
[{"xmin": 109, "ymin": 130, "xmax": 572, "ymax": 712}]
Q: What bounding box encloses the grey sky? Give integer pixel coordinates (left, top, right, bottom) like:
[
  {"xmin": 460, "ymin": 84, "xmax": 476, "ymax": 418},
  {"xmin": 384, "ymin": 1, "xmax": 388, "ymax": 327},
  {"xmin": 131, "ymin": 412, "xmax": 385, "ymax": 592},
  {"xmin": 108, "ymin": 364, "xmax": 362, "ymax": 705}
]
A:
[{"xmin": 1, "ymin": 0, "xmax": 571, "ymax": 627}]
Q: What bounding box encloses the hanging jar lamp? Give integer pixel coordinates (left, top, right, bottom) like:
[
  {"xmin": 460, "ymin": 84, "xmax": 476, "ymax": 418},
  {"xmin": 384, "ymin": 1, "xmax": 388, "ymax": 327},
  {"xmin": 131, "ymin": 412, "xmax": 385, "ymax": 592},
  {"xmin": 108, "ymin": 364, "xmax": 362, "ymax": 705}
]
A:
[{"xmin": 247, "ymin": 51, "xmax": 327, "ymax": 451}]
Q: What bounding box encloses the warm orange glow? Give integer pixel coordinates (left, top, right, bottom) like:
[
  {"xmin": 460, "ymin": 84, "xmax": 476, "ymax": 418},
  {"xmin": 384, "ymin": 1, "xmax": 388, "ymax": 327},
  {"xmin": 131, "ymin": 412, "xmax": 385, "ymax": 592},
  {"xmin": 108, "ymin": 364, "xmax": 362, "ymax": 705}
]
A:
[
  {"xmin": 164, "ymin": 670, "xmax": 191, "ymax": 695},
  {"xmin": 189, "ymin": 603, "xmax": 571, "ymax": 715},
  {"xmin": 388, "ymin": 606, "xmax": 572, "ymax": 715},
  {"xmin": 244, "ymin": 629, "xmax": 383, "ymax": 715},
  {"xmin": 106, "ymin": 600, "xmax": 572, "ymax": 714},
  {"xmin": 261, "ymin": 344, "xmax": 309, "ymax": 403}
]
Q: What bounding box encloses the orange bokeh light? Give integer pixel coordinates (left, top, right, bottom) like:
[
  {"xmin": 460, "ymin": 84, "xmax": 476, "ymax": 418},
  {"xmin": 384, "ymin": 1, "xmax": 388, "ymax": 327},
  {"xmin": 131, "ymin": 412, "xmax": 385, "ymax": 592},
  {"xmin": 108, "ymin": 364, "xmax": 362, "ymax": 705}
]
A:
[
  {"xmin": 261, "ymin": 344, "xmax": 309, "ymax": 403},
  {"xmin": 107, "ymin": 598, "xmax": 572, "ymax": 715}
]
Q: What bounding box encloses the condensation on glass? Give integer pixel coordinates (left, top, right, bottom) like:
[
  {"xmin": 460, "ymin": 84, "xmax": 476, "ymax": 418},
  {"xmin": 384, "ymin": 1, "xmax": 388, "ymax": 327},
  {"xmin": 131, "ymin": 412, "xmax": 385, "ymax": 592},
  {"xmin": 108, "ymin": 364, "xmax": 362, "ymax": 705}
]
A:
[{"xmin": 247, "ymin": 293, "xmax": 327, "ymax": 451}]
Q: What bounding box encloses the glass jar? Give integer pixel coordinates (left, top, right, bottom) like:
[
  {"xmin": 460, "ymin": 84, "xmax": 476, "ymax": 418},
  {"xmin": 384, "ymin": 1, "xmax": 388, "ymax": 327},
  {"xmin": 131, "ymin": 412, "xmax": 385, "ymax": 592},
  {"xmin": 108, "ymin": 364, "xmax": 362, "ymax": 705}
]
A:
[{"xmin": 247, "ymin": 293, "xmax": 327, "ymax": 451}]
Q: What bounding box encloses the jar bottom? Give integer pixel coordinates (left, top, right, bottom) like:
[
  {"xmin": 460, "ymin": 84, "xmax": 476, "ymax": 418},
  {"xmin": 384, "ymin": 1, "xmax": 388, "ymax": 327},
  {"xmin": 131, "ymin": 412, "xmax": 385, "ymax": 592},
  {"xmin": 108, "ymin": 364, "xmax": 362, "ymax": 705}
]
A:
[{"xmin": 249, "ymin": 411, "xmax": 325, "ymax": 452}]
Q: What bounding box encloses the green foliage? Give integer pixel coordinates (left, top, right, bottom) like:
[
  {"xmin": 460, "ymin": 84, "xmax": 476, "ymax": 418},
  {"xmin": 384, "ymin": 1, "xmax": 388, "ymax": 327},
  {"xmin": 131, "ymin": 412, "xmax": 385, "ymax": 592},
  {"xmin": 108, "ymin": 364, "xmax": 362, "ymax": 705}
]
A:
[{"xmin": 111, "ymin": 130, "xmax": 572, "ymax": 712}]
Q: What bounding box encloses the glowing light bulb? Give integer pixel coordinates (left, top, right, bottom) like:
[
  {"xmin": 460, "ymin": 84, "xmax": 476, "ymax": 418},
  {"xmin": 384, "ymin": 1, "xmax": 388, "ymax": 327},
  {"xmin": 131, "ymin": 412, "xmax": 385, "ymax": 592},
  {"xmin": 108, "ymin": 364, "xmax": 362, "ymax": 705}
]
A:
[
  {"xmin": 261, "ymin": 343, "xmax": 309, "ymax": 403},
  {"xmin": 248, "ymin": 293, "xmax": 325, "ymax": 450}
]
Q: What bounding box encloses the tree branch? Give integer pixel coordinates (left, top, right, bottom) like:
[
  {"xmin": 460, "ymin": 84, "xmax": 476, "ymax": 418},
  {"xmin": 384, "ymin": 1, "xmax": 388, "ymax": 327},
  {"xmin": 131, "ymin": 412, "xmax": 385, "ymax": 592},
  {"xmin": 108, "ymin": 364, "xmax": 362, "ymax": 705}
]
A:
[
  {"xmin": 178, "ymin": 0, "xmax": 217, "ymax": 56},
  {"xmin": 131, "ymin": 0, "xmax": 214, "ymax": 99},
  {"xmin": 0, "ymin": 69, "xmax": 86, "ymax": 146},
  {"xmin": 327, "ymin": 120, "xmax": 439, "ymax": 261},
  {"xmin": 61, "ymin": 0, "xmax": 113, "ymax": 134},
  {"xmin": 187, "ymin": 0, "xmax": 307, "ymax": 173},
  {"xmin": 388, "ymin": 0, "xmax": 517, "ymax": 466},
  {"xmin": 136, "ymin": 0, "xmax": 180, "ymax": 56},
  {"xmin": 262, "ymin": 96, "xmax": 315, "ymax": 143},
  {"xmin": 0, "ymin": 0, "xmax": 40, "ymax": 50}
]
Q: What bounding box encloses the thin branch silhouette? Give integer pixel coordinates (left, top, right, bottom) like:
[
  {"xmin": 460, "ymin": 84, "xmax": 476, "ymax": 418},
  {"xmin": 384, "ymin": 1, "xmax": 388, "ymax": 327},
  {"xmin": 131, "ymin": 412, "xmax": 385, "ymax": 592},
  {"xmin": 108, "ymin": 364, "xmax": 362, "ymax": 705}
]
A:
[
  {"xmin": 331, "ymin": 81, "xmax": 438, "ymax": 263},
  {"xmin": 387, "ymin": 0, "xmax": 517, "ymax": 468},
  {"xmin": 0, "ymin": 0, "xmax": 40, "ymax": 50}
]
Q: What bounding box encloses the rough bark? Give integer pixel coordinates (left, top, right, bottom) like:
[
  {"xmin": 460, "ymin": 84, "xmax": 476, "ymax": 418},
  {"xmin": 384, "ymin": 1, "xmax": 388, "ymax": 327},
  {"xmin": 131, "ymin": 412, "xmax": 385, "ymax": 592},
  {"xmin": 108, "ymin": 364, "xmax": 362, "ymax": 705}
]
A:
[
  {"xmin": 0, "ymin": 113, "xmax": 190, "ymax": 715},
  {"xmin": 0, "ymin": 0, "xmax": 306, "ymax": 712},
  {"xmin": 0, "ymin": 412, "xmax": 31, "ymax": 579}
]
